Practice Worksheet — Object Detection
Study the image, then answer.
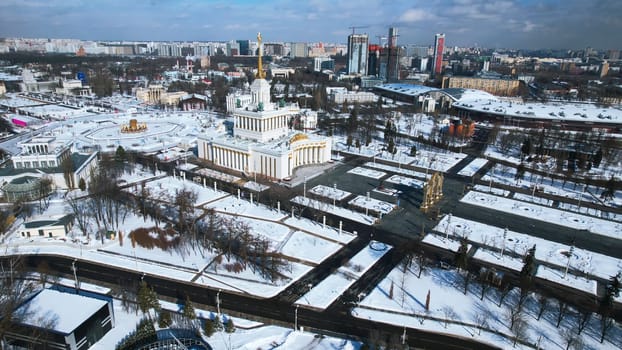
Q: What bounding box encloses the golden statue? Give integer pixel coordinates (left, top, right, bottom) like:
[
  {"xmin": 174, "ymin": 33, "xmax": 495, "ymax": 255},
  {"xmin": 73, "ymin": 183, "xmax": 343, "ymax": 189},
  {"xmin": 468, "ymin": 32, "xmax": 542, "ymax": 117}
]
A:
[
  {"xmin": 256, "ymin": 32, "xmax": 266, "ymax": 79},
  {"xmin": 121, "ymin": 119, "xmax": 148, "ymax": 133},
  {"xmin": 420, "ymin": 172, "xmax": 444, "ymax": 212}
]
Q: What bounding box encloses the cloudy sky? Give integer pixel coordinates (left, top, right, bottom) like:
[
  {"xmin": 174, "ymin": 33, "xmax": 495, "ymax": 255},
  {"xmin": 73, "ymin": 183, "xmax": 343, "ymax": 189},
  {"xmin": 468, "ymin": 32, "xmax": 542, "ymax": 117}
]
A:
[{"xmin": 0, "ymin": 0, "xmax": 620, "ymax": 49}]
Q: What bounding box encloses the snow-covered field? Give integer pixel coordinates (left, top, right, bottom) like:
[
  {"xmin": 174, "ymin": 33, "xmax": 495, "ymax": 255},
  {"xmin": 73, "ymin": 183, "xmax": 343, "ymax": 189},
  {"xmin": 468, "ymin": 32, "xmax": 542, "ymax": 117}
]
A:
[
  {"xmin": 88, "ymin": 293, "xmax": 361, "ymax": 350},
  {"xmin": 297, "ymin": 241, "xmax": 391, "ymax": 310},
  {"xmin": 356, "ymin": 260, "xmax": 620, "ymax": 350},
  {"xmin": 457, "ymin": 157, "xmax": 489, "ymax": 177},
  {"xmin": 291, "ymin": 196, "xmax": 377, "ymax": 226},
  {"xmin": 384, "ymin": 174, "xmax": 425, "ymax": 189},
  {"xmin": 461, "ymin": 191, "xmax": 622, "ymax": 240},
  {"xmin": 309, "ymin": 184, "xmax": 352, "ymax": 201},
  {"xmin": 348, "ymin": 195, "xmax": 396, "ymax": 215},
  {"xmin": 434, "ymin": 215, "xmax": 622, "ymax": 281},
  {"xmin": 347, "ymin": 166, "xmax": 387, "ymax": 180}
]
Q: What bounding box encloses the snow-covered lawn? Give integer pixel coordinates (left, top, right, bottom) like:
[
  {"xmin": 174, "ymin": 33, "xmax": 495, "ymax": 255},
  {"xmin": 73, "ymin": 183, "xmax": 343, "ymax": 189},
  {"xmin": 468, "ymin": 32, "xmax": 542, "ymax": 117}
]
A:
[
  {"xmin": 457, "ymin": 157, "xmax": 489, "ymax": 177},
  {"xmin": 296, "ymin": 241, "xmax": 391, "ymax": 310},
  {"xmin": 309, "ymin": 184, "xmax": 352, "ymax": 201},
  {"xmin": 347, "ymin": 166, "xmax": 387, "ymax": 180},
  {"xmin": 409, "ymin": 149, "xmax": 467, "ymax": 173},
  {"xmin": 282, "ymin": 217, "xmax": 356, "ymax": 245},
  {"xmin": 87, "ymin": 292, "xmax": 362, "ymax": 350},
  {"xmin": 363, "ymin": 161, "xmax": 431, "ymax": 179},
  {"xmin": 461, "ymin": 191, "xmax": 622, "ymax": 240},
  {"xmin": 356, "ymin": 261, "xmax": 621, "ymax": 350},
  {"xmin": 280, "ymin": 231, "xmax": 344, "ymax": 264},
  {"xmin": 124, "ymin": 175, "xmax": 230, "ymax": 206},
  {"xmin": 207, "ymin": 195, "xmax": 287, "ymax": 221},
  {"xmin": 384, "ymin": 174, "xmax": 425, "ymax": 189},
  {"xmin": 291, "ymin": 196, "xmax": 377, "ymax": 226},
  {"xmin": 348, "ymin": 195, "xmax": 396, "ymax": 215},
  {"xmin": 433, "ymin": 215, "xmax": 622, "ymax": 281}
]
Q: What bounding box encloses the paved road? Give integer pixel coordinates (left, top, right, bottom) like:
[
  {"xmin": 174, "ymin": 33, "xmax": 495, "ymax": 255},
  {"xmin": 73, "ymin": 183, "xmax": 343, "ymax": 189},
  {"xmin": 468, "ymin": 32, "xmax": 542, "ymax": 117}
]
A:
[{"xmin": 16, "ymin": 254, "xmax": 500, "ymax": 350}]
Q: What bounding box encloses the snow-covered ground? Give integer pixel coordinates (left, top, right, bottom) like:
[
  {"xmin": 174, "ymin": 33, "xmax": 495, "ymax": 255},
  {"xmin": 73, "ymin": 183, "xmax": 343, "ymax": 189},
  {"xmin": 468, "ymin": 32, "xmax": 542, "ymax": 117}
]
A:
[
  {"xmin": 461, "ymin": 191, "xmax": 622, "ymax": 240},
  {"xmin": 384, "ymin": 174, "xmax": 425, "ymax": 189},
  {"xmin": 297, "ymin": 241, "xmax": 391, "ymax": 310},
  {"xmin": 356, "ymin": 260, "xmax": 620, "ymax": 350},
  {"xmin": 291, "ymin": 196, "xmax": 377, "ymax": 226},
  {"xmin": 87, "ymin": 293, "xmax": 361, "ymax": 350},
  {"xmin": 348, "ymin": 195, "xmax": 396, "ymax": 215},
  {"xmin": 433, "ymin": 215, "xmax": 622, "ymax": 281},
  {"xmin": 309, "ymin": 184, "xmax": 352, "ymax": 201},
  {"xmin": 347, "ymin": 166, "xmax": 386, "ymax": 180},
  {"xmin": 4, "ymin": 171, "xmax": 362, "ymax": 299},
  {"xmin": 457, "ymin": 157, "xmax": 489, "ymax": 177}
]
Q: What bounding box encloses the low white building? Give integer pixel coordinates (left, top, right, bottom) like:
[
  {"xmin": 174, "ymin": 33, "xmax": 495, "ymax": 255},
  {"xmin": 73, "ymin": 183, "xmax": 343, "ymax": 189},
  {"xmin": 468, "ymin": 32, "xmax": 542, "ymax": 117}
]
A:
[
  {"xmin": 1, "ymin": 136, "xmax": 98, "ymax": 193},
  {"xmin": 20, "ymin": 214, "xmax": 74, "ymax": 238},
  {"xmin": 55, "ymin": 79, "xmax": 91, "ymax": 96},
  {"xmin": 330, "ymin": 90, "xmax": 378, "ymax": 104},
  {"xmin": 12, "ymin": 136, "xmax": 71, "ymax": 170}
]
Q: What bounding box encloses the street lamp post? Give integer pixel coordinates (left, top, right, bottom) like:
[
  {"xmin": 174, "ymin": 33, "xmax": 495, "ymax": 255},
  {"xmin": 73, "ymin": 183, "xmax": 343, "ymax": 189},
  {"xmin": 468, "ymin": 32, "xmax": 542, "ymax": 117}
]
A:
[
  {"xmin": 216, "ymin": 289, "xmax": 222, "ymax": 317},
  {"xmin": 564, "ymin": 245, "xmax": 574, "ymax": 278},
  {"xmin": 501, "ymin": 228, "xmax": 507, "ymax": 258},
  {"xmin": 294, "ymin": 305, "xmax": 299, "ymax": 331},
  {"xmin": 303, "ymin": 176, "xmax": 307, "ymax": 199},
  {"xmin": 445, "ymin": 213, "xmax": 452, "ymax": 240},
  {"xmin": 489, "ymin": 161, "xmax": 494, "ymax": 193},
  {"xmin": 401, "ymin": 326, "xmax": 407, "ymax": 345},
  {"xmin": 71, "ymin": 259, "xmax": 79, "ymax": 290}
]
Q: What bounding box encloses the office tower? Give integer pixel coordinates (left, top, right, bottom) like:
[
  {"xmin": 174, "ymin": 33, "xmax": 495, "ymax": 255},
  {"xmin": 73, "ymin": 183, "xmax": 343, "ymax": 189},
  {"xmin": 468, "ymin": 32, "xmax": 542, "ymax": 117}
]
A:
[
  {"xmin": 347, "ymin": 34, "xmax": 369, "ymax": 75},
  {"xmin": 386, "ymin": 27, "xmax": 399, "ymax": 81},
  {"xmin": 367, "ymin": 44, "xmax": 381, "ymax": 76},
  {"xmin": 236, "ymin": 40, "xmax": 251, "ymax": 55},
  {"xmin": 433, "ymin": 33, "xmax": 445, "ymax": 76}
]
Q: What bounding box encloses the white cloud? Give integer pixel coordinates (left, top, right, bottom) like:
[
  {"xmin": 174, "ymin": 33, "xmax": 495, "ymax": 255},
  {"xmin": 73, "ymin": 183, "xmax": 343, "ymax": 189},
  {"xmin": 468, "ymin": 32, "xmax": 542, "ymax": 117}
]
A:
[
  {"xmin": 399, "ymin": 9, "xmax": 433, "ymax": 23},
  {"xmin": 523, "ymin": 20, "xmax": 537, "ymax": 33}
]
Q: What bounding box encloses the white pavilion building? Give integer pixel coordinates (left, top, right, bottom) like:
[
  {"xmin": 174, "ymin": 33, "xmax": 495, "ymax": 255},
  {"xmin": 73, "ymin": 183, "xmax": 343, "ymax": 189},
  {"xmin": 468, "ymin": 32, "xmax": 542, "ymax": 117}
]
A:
[{"xmin": 197, "ymin": 33, "xmax": 332, "ymax": 180}]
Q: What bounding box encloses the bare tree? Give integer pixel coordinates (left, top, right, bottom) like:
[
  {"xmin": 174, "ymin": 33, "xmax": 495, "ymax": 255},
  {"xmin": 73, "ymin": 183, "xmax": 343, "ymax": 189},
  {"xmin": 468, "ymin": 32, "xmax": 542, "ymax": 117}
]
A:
[
  {"xmin": 561, "ymin": 328, "xmax": 584, "ymax": 350},
  {"xmin": 536, "ymin": 295, "xmax": 548, "ymax": 320},
  {"xmin": 474, "ymin": 313, "xmax": 489, "ymax": 336},
  {"xmin": 37, "ymin": 176, "xmax": 54, "ymax": 212},
  {"xmin": 556, "ymin": 300, "xmax": 568, "ymax": 328},
  {"xmin": 510, "ymin": 314, "xmax": 528, "ymax": 348},
  {"xmin": 442, "ymin": 306, "xmax": 458, "ymax": 328},
  {"xmin": 174, "ymin": 187, "xmax": 198, "ymax": 233},
  {"xmin": 498, "ymin": 283, "xmax": 512, "ymax": 307},
  {"xmin": 575, "ymin": 308, "xmax": 591, "ymax": 335},
  {"xmin": 67, "ymin": 196, "xmax": 91, "ymax": 239}
]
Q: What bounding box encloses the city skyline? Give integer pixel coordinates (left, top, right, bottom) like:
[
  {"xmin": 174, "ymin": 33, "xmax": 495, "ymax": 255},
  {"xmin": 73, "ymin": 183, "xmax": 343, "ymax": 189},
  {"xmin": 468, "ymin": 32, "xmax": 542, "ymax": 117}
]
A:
[{"xmin": 0, "ymin": 0, "xmax": 621, "ymax": 50}]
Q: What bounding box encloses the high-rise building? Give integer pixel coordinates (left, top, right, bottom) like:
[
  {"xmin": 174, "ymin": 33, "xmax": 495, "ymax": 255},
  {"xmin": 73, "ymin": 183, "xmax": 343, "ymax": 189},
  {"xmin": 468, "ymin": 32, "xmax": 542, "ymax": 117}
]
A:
[
  {"xmin": 264, "ymin": 43, "xmax": 284, "ymax": 56},
  {"xmin": 347, "ymin": 34, "xmax": 369, "ymax": 75},
  {"xmin": 386, "ymin": 27, "xmax": 400, "ymax": 81},
  {"xmin": 290, "ymin": 42, "xmax": 308, "ymax": 58},
  {"xmin": 433, "ymin": 33, "xmax": 445, "ymax": 76},
  {"xmin": 226, "ymin": 41, "xmax": 240, "ymax": 56},
  {"xmin": 314, "ymin": 57, "xmax": 334, "ymax": 72},
  {"xmin": 236, "ymin": 40, "xmax": 251, "ymax": 55},
  {"xmin": 607, "ymin": 49, "xmax": 620, "ymax": 60},
  {"xmin": 406, "ymin": 45, "xmax": 429, "ymax": 58},
  {"xmin": 367, "ymin": 44, "xmax": 381, "ymax": 76}
]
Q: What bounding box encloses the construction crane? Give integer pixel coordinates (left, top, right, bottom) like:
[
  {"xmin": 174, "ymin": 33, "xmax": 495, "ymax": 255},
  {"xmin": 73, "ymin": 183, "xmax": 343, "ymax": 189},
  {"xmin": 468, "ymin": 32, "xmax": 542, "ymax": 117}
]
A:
[{"xmin": 348, "ymin": 25, "xmax": 369, "ymax": 35}]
